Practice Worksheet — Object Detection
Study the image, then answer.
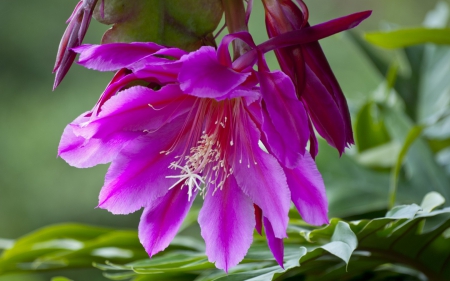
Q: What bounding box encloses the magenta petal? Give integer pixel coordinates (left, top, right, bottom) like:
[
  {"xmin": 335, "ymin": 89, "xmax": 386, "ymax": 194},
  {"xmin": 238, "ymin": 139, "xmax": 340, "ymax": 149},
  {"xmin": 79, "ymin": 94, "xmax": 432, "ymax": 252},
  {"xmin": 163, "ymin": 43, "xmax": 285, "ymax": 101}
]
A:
[
  {"xmin": 179, "ymin": 46, "xmax": 250, "ymax": 99},
  {"xmin": 58, "ymin": 112, "xmax": 140, "ymax": 168},
  {"xmin": 284, "ymin": 152, "xmax": 329, "ymax": 226},
  {"xmin": 233, "ymin": 119, "xmax": 290, "ymax": 239},
  {"xmin": 73, "ymin": 42, "xmax": 166, "ymax": 71},
  {"xmin": 98, "ymin": 118, "xmax": 186, "ymax": 214},
  {"xmin": 199, "ymin": 176, "xmax": 254, "ymax": 272},
  {"xmin": 74, "ymin": 85, "xmax": 193, "ymax": 139},
  {"xmin": 261, "ymin": 106, "xmax": 301, "ymax": 168},
  {"xmin": 302, "ymin": 65, "xmax": 346, "ymax": 153},
  {"xmin": 263, "ymin": 217, "xmax": 284, "ymax": 267},
  {"xmin": 258, "ymin": 70, "xmax": 309, "ymax": 167},
  {"xmin": 254, "ymin": 204, "xmax": 263, "ymax": 235},
  {"xmin": 303, "ymin": 43, "xmax": 354, "ymax": 147},
  {"xmin": 139, "ymin": 186, "xmax": 196, "ymax": 257}
]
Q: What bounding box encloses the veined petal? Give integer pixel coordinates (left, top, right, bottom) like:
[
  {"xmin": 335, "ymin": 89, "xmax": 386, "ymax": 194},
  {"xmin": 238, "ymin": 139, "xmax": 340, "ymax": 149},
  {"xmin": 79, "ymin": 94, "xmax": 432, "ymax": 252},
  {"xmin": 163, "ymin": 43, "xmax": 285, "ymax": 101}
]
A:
[
  {"xmin": 232, "ymin": 116, "xmax": 290, "ymax": 239},
  {"xmin": 139, "ymin": 186, "xmax": 196, "ymax": 257},
  {"xmin": 263, "ymin": 217, "xmax": 284, "ymax": 267},
  {"xmin": 73, "ymin": 85, "xmax": 194, "ymax": 139},
  {"xmin": 284, "ymin": 152, "xmax": 328, "ymax": 226},
  {"xmin": 179, "ymin": 46, "xmax": 250, "ymax": 99},
  {"xmin": 58, "ymin": 112, "xmax": 140, "ymax": 168},
  {"xmin": 73, "ymin": 42, "xmax": 168, "ymax": 71},
  {"xmin": 98, "ymin": 117, "xmax": 187, "ymax": 214},
  {"xmin": 257, "ymin": 69, "xmax": 309, "ymax": 166},
  {"xmin": 199, "ymin": 176, "xmax": 254, "ymax": 272}
]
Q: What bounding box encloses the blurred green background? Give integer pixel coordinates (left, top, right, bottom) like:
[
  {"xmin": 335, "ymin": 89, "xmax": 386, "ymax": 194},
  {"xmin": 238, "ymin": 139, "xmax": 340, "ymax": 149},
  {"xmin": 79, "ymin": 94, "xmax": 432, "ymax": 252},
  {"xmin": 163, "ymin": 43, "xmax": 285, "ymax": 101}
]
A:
[{"xmin": 1, "ymin": 0, "xmax": 449, "ymax": 279}]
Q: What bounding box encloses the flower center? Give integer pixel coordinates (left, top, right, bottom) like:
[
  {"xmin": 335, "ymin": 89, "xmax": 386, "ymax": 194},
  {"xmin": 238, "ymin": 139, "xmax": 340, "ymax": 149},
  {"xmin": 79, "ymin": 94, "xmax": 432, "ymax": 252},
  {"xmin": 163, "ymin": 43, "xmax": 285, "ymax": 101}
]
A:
[{"xmin": 164, "ymin": 99, "xmax": 242, "ymax": 200}]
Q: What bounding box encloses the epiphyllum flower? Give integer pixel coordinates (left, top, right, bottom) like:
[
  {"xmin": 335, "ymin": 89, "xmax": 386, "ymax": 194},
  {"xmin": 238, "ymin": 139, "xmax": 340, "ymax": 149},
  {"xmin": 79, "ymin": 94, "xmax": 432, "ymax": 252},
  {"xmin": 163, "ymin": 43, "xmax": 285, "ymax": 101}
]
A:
[
  {"xmin": 58, "ymin": 11, "xmax": 370, "ymax": 271},
  {"xmin": 263, "ymin": 0, "xmax": 355, "ymax": 157}
]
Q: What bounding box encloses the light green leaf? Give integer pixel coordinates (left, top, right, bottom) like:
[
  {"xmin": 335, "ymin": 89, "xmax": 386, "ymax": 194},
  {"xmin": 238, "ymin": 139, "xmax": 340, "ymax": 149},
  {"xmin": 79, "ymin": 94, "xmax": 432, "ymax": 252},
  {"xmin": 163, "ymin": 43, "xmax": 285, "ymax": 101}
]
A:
[
  {"xmin": 385, "ymin": 204, "xmax": 421, "ymax": 219},
  {"xmin": 421, "ymin": 191, "xmax": 446, "ymax": 212},
  {"xmin": 365, "ymin": 28, "xmax": 450, "ymax": 49},
  {"xmin": 321, "ymin": 222, "xmax": 357, "ymax": 266}
]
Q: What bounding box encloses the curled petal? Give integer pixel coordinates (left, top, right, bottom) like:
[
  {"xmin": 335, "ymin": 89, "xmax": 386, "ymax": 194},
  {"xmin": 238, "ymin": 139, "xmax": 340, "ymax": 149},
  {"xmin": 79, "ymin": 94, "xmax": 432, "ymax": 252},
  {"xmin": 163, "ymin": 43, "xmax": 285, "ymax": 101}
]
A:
[
  {"xmin": 284, "ymin": 152, "xmax": 329, "ymax": 226},
  {"xmin": 179, "ymin": 46, "xmax": 250, "ymax": 99},
  {"xmin": 199, "ymin": 176, "xmax": 254, "ymax": 272},
  {"xmin": 139, "ymin": 186, "xmax": 196, "ymax": 257}
]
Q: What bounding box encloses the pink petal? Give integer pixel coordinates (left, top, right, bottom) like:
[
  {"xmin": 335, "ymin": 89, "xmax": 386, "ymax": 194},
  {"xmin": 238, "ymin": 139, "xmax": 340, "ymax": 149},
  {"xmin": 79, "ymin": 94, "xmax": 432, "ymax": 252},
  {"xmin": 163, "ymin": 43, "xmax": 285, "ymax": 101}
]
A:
[
  {"xmin": 73, "ymin": 42, "xmax": 167, "ymax": 71},
  {"xmin": 199, "ymin": 176, "xmax": 254, "ymax": 272},
  {"xmin": 263, "ymin": 217, "xmax": 284, "ymax": 267},
  {"xmin": 303, "ymin": 43, "xmax": 354, "ymax": 148},
  {"xmin": 179, "ymin": 46, "xmax": 250, "ymax": 99},
  {"xmin": 58, "ymin": 112, "xmax": 140, "ymax": 168},
  {"xmin": 284, "ymin": 152, "xmax": 329, "ymax": 226},
  {"xmin": 232, "ymin": 117, "xmax": 290, "ymax": 239},
  {"xmin": 254, "ymin": 204, "xmax": 263, "ymax": 235},
  {"xmin": 139, "ymin": 186, "xmax": 196, "ymax": 257},
  {"xmin": 74, "ymin": 85, "xmax": 194, "ymax": 139},
  {"xmin": 257, "ymin": 69, "xmax": 309, "ymax": 168},
  {"xmin": 302, "ymin": 52, "xmax": 346, "ymax": 154},
  {"xmin": 98, "ymin": 117, "xmax": 187, "ymax": 214}
]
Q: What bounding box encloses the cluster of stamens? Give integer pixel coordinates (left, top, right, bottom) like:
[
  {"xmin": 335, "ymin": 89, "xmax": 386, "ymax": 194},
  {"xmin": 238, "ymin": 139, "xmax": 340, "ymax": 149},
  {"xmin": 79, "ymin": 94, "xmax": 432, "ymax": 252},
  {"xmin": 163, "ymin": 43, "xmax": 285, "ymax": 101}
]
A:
[{"xmin": 165, "ymin": 114, "xmax": 234, "ymax": 201}]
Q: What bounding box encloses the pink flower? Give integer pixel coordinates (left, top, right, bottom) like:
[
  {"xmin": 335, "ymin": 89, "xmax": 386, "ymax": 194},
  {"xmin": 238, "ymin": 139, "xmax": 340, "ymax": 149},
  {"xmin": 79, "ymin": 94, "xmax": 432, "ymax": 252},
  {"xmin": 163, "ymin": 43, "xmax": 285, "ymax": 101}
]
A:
[
  {"xmin": 263, "ymin": 0, "xmax": 356, "ymax": 157},
  {"xmin": 58, "ymin": 11, "xmax": 370, "ymax": 271}
]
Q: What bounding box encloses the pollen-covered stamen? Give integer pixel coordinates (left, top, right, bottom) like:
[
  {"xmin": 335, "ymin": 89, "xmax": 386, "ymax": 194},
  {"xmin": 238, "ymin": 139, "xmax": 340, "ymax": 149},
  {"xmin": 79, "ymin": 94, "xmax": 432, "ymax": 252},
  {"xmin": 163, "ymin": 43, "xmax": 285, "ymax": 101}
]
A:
[{"xmin": 166, "ymin": 163, "xmax": 204, "ymax": 201}]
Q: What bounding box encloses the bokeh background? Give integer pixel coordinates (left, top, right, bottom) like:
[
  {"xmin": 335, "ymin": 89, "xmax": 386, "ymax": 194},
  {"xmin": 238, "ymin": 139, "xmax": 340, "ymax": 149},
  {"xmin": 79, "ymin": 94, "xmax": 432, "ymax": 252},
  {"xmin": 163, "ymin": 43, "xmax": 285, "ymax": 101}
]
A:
[{"xmin": 1, "ymin": 0, "xmax": 448, "ymax": 280}]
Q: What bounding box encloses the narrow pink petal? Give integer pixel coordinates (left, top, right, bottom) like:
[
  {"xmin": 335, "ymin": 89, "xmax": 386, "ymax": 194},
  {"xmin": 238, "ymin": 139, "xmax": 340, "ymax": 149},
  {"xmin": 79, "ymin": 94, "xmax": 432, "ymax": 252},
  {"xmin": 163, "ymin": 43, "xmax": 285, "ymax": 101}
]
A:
[
  {"xmin": 58, "ymin": 112, "xmax": 140, "ymax": 168},
  {"xmin": 302, "ymin": 65, "xmax": 346, "ymax": 153},
  {"xmin": 263, "ymin": 217, "xmax": 284, "ymax": 267},
  {"xmin": 308, "ymin": 119, "xmax": 319, "ymax": 159},
  {"xmin": 257, "ymin": 69, "xmax": 309, "ymax": 167},
  {"xmin": 254, "ymin": 204, "xmax": 263, "ymax": 235},
  {"xmin": 284, "ymin": 152, "xmax": 329, "ymax": 226},
  {"xmin": 232, "ymin": 116, "xmax": 290, "ymax": 239},
  {"xmin": 302, "ymin": 43, "xmax": 354, "ymax": 147},
  {"xmin": 74, "ymin": 85, "xmax": 194, "ymax": 139},
  {"xmin": 179, "ymin": 46, "xmax": 250, "ymax": 99},
  {"xmin": 73, "ymin": 42, "xmax": 166, "ymax": 71},
  {"xmin": 199, "ymin": 176, "xmax": 254, "ymax": 272},
  {"xmin": 139, "ymin": 186, "xmax": 196, "ymax": 257},
  {"xmin": 98, "ymin": 117, "xmax": 187, "ymax": 214}
]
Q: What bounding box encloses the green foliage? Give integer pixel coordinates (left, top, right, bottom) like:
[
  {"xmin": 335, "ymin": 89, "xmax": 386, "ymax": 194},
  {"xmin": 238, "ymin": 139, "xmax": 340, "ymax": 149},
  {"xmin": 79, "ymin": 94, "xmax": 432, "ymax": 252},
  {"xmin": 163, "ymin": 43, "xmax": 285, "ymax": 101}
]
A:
[
  {"xmin": 1, "ymin": 194, "xmax": 449, "ymax": 280},
  {"xmin": 335, "ymin": 1, "xmax": 450, "ymax": 218},
  {"xmin": 365, "ymin": 28, "xmax": 450, "ymax": 48}
]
